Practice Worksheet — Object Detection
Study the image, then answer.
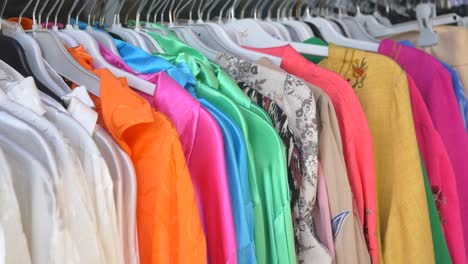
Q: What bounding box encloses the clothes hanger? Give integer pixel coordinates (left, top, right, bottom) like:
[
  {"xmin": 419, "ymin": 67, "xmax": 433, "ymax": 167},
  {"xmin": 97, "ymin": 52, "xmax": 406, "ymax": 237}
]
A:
[
  {"xmin": 279, "ymin": 0, "xmax": 314, "ymax": 41},
  {"xmin": 0, "ymin": 0, "xmax": 64, "ymax": 102},
  {"xmin": 222, "ymin": 0, "xmax": 329, "ymax": 56},
  {"xmin": 303, "ymin": 0, "xmax": 380, "ymax": 51},
  {"xmin": 37, "ymin": 0, "xmax": 79, "ymax": 47},
  {"xmin": 252, "ymin": 0, "xmax": 287, "ymax": 40},
  {"xmin": 2, "ymin": 0, "xmax": 76, "ymax": 98},
  {"xmin": 355, "ymin": 2, "xmax": 460, "ymax": 38},
  {"xmin": 184, "ymin": 0, "xmax": 285, "ymax": 64},
  {"xmin": 258, "ymin": 0, "xmax": 293, "ymax": 41},
  {"xmin": 165, "ymin": 0, "xmax": 221, "ymax": 60},
  {"xmin": 62, "ymin": 0, "xmax": 156, "ymax": 95},
  {"xmin": 124, "ymin": 0, "xmax": 164, "ymax": 53},
  {"xmin": 74, "ymin": 0, "xmax": 121, "ymax": 56},
  {"xmin": 24, "ymin": 0, "xmax": 101, "ymax": 96},
  {"xmin": 105, "ymin": 0, "xmax": 150, "ymax": 51}
]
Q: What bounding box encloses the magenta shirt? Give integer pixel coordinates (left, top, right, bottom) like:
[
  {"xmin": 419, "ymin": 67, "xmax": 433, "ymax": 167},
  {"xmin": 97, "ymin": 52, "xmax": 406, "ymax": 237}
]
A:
[
  {"xmin": 99, "ymin": 45, "xmax": 238, "ymax": 263},
  {"xmin": 379, "ymin": 39, "xmax": 468, "ymax": 263}
]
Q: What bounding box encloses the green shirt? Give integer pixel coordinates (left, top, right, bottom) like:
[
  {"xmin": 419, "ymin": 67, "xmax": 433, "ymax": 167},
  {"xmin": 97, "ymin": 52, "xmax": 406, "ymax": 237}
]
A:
[
  {"xmin": 147, "ymin": 31, "xmax": 296, "ymax": 264},
  {"xmin": 420, "ymin": 156, "xmax": 452, "ymax": 264}
]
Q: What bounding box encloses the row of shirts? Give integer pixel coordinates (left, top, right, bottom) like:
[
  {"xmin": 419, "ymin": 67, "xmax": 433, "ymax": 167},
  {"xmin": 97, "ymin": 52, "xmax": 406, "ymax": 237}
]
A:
[{"xmin": 4, "ymin": 17, "xmax": 468, "ymax": 264}]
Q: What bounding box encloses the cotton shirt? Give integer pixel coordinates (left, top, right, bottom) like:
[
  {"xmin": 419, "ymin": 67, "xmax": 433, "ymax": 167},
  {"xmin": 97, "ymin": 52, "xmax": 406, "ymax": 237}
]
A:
[
  {"xmin": 68, "ymin": 45, "xmax": 207, "ymax": 264},
  {"xmin": 245, "ymin": 45, "xmax": 379, "ymax": 264},
  {"xmin": 319, "ymin": 44, "xmax": 435, "ymax": 264},
  {"xmin": 0, "ymin": 144, "xmax": 31, "ymax": 264},
  {"xmin": 378, "ymin": 40, "xmax": 468, "ymax": 264},
  {"xmin": 0, "ymin": 62, "xmax": 103, "ymax": 264}
]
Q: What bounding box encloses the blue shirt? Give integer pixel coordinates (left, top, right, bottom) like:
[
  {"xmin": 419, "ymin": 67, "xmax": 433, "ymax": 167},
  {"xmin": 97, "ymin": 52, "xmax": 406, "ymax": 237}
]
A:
[{"xmin": 112, "ymin": 36, "xmax": 257, "ymax": 263}]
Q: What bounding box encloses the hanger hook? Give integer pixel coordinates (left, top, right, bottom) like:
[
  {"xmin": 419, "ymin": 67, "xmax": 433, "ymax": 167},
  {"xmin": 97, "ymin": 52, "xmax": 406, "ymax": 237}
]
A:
[
  {"xmin": 54, "ymin": 0, "xmax": 66, "ymax": 26},
  {"xmin": 241, "ymin": 0, "xmax": 254, "ymax": 18},
  {"xmin": 218, "ymin": 0, "xmax": 232, "ymax": 22},
  {"xmin": 67, "ymin": 0, "xmax": 81, "ymax": 26},
  {"xmin": 153, "ymin": 0, "xmax": 168, "ymax": 23},
  {"xmin": 175, "ymin": 0, "xmax": 190, "ymax": 23},
  {"xmin": 124, "ymin": 0, "xmax": 139, "ymax": 25},
  {"xmin": 188, "ymin": 0, "xmax": 199, "ymax": 21},
  {"xmin": 75, "ymin": 0, "xmax": 92, "ymax": 27},
  {"xmin": 229, "ymin": 0, "xmax": 239, "ymax": 19},
  {"xmin": 266, "ymin": 0, "xmax": 279, "ymax": 19},
  {"xmin": 38, "ymin": 0, "xmax": 52, "ymax": 26},
  {"xmin": 19, "ymin": 0, "xmax": 35, "ymax": 27},
  {"xmin": 206, "ymin": 0, "xmax": 221, "ymax": 21},
  {"xmin": 145, "ymin": 0, "xmax": 158, "ymax": 24},
  {"xmin": 0, "ymin": 0, "xmax": 7, "ymax": 30},
  {"xmin": 198, "ymin": 0, "xmax": 212, "ymax": 21},
  {"xmin": 160, "ymin": 0, "xmax": 172, "ymax": 23}
]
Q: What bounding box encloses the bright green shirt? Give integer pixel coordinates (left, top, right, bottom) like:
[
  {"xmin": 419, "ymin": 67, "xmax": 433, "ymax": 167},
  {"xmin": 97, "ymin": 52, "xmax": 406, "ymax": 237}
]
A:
[
  {"xmin": 420, "ymin": 156, "xmax": 452, "ymax": 264},
  {"xmin": 147, "ymin": 31, "xmax": 296, "ymax": 264}
]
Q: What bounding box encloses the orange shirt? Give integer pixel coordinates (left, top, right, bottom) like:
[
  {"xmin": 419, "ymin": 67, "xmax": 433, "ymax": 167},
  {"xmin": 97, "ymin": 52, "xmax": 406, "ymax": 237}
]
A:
[{"xmin": 68, "ymin": 46, "xmax": 207, "ymax": 264}]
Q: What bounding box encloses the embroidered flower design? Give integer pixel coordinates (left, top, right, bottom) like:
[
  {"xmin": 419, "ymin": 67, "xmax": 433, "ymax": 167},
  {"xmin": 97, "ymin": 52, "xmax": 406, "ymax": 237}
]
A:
[{"xmin": 350, "ymin": 58, "xmax": 368, "ymax": 89}]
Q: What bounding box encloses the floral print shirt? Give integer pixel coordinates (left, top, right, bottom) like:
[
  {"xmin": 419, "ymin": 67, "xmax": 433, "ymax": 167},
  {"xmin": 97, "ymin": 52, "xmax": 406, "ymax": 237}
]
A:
[{"xmin": 217, "ymin": 54, "xmax": 332, "ymax": 263}]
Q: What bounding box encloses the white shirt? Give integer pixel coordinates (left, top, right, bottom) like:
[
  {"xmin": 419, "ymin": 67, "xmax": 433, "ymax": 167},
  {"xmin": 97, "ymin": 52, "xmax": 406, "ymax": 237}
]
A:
[
  {"xmin": 0, "ymin": 147, "xmax": 31, "ymax": 264},
  {"xmin": 0, "ymin": 61, "xmax": 104, "ymax": 263}
]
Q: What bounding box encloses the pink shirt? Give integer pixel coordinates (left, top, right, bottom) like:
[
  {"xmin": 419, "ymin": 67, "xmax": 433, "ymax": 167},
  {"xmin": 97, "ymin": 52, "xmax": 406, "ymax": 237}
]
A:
[
  {"xmin": 379, "ymin": 39, "xmax": 468, "ymax": 264},
  {"xmin": 245, "ymin": 45, "xmax": 378, "ymax": 264},
  {"xmin": 406, "ymin": 75, "xmax": 467, "ymax": 264},
  {"xmin": 99, "ymin": 45, "xmax": 238, "ymax": 264}
]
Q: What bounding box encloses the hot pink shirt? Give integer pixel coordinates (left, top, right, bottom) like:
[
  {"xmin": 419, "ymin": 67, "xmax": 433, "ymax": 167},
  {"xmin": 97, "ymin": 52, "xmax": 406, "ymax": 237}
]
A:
[
  {"xmin": 99, "ymin": 45, "xmax": 238, "ymax": 264},
  {"xmin": 379, "ymin": 39, "xmax": 468, "ymax": 264},
  {"xmin": 406, "ymin": 74, "xmax": 467, "ymax": 264},
  {"xmin": 245, "ymin": 45, "xmax": 378, "ymax": 264}
]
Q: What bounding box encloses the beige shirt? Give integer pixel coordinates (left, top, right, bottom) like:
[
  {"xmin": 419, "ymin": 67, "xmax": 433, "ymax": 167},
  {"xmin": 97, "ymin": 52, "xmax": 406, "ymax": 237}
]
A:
[
  {"xmin": 390, "ymin": 26, "xmax": 468, "ymax": 94},
  {"xmin": 257, "ymin": 58, "xmax": 371, "ymax": 264}
]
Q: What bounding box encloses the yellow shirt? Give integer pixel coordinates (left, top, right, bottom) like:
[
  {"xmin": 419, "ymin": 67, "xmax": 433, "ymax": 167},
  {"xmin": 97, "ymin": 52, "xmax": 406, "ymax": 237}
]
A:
[{"xmin": 319, "ymin": 45, "xmax": 435, "ymax": 264}]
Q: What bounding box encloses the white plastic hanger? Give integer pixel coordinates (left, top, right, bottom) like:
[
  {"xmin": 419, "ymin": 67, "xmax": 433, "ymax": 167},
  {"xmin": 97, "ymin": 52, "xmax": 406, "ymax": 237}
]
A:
[
  {"xmin": 254, "ymin": 0, "xmax": 293, "ymax": 41},
  {"xmin": 278, "ymin": 0, "xmax": 314, "ymax": 41},
  {"xmin": 105, "ymin": 0, "xmax": 150, "ymax": 51},
  {"xmin": 302, "ymin": 0, "xmax": 379, "ymax": 52},
  {"xmin": 355, "ymin": 4, "xmax": 459, "ymax": 38},
  {"xmin": 224, "ymin": 1, "xmax": 329, "ymax": 57},
  {"xmin": 61, "ymin": 0, "xmax": 156, "ymax": 95},
  {"xmin": 25, "ymin": 0, "xmax": 101, "ymax": 95},
  {"xmin": 73, "ymin": 0, "xmax": 121, "ymax": 56},
  {"xmin": 125, "ymin": 0, "xmax": 164, "ymax": 53},
  {"xmin": 2, "ymin": 0, "xmax": 70, "ymax": 97},
  {"xmin": 185, "ymin": 1, "xmax": 281, "ymax": 65}
]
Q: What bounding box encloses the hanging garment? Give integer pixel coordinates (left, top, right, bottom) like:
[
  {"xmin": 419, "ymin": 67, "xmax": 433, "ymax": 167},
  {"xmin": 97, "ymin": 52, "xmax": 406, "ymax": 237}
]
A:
[
  {"xmin": 390, "ymin": 26, "xmax": 468, "ymax": 96},
  {"xmin": 216, "ymin": 53, "xmax": 333, "ymax": 263},
  {"xmin": 244, "ymin": 44, "xmax": 379, "ymax": 264},
  {"xmin": 39, "ymin": 94, "xmax": 122, "ymax": 264},
  {"xmin": 115, "ymin": 34, "xmax": 296, "ymax": 264},
  {"xmin": 318, "ymin": 44, "xmax": 435, "ymax": 264},
  {"xmin": 0, "ymin": 61, "xmax": 105, "ymax": 263},
  {"xmin": 100, "ymin": 44, "xmax": 255, "ymax": 262},
  {"xmin": 398, "ymin": 39, "xmax": 468, "ymax": 133},
  {"xmin": 99, "ymin": 44, "xmax": 244, "ymax": 264},
  {"xmin": 67, "ymin": 46, "xmax": 207, "ymax": 264},
  {"xmin": 378, "ymin": 39, "xmax": 468, "ymax": 264},
  {"xmin": 0, "ymin": 146, "xmax": 31, "ymax": 264}
]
